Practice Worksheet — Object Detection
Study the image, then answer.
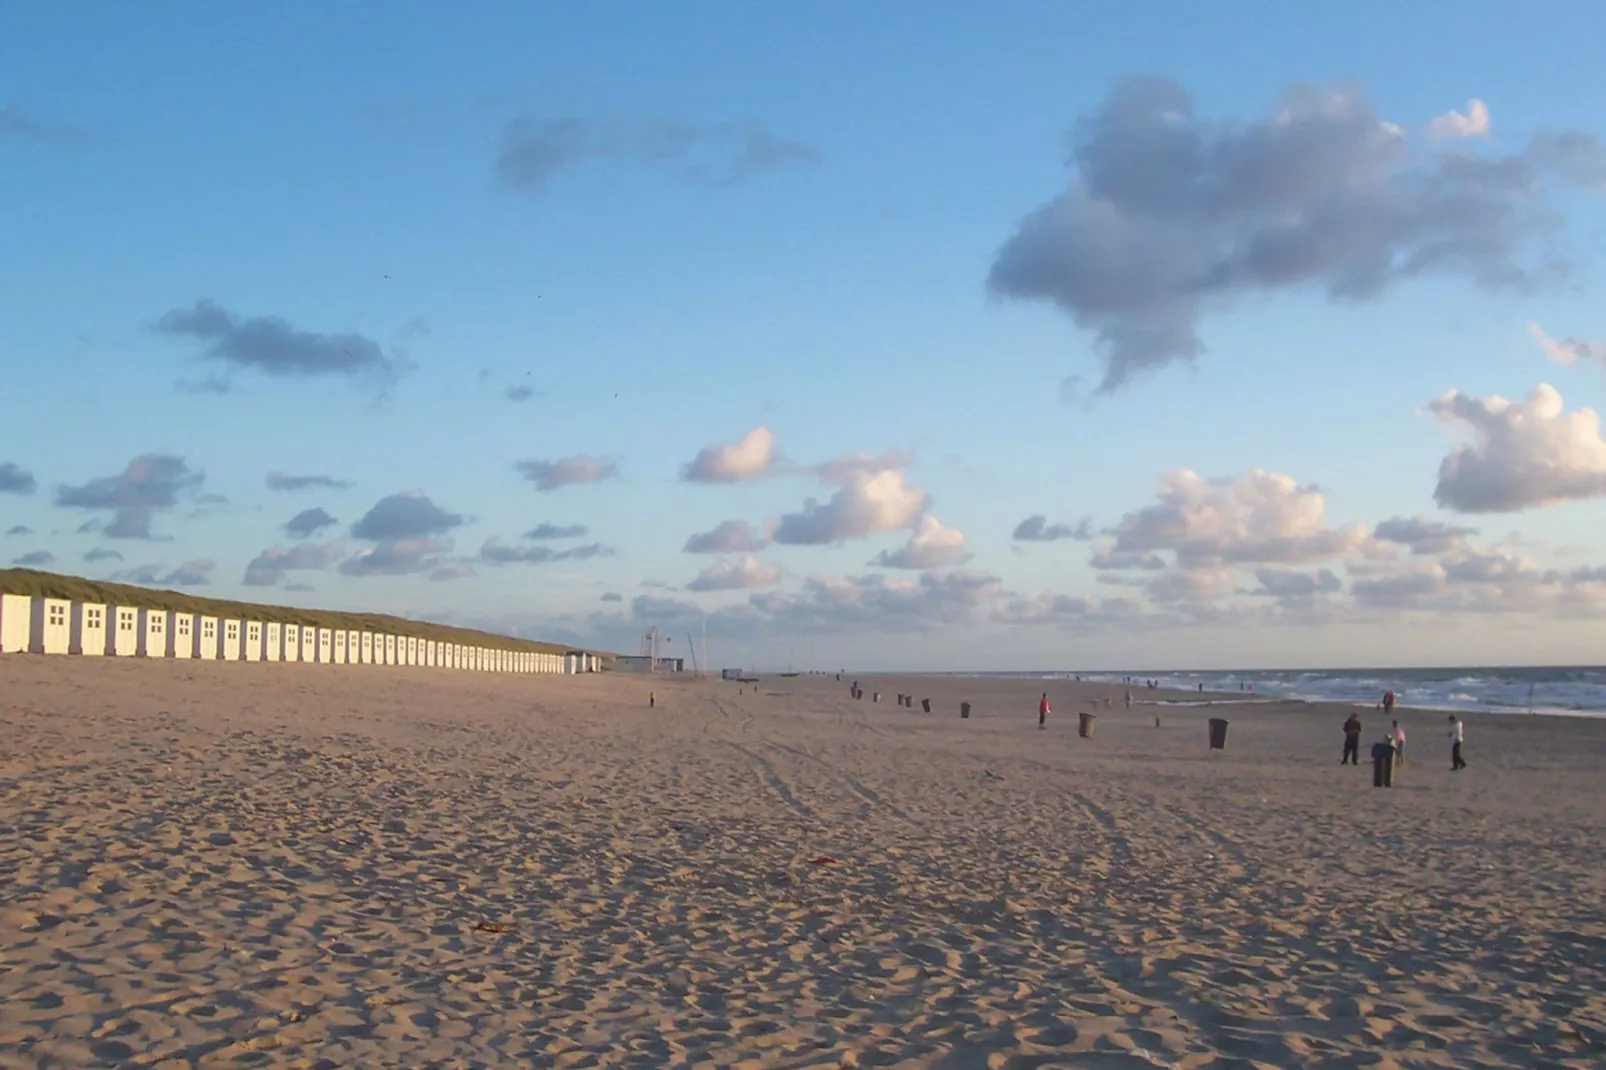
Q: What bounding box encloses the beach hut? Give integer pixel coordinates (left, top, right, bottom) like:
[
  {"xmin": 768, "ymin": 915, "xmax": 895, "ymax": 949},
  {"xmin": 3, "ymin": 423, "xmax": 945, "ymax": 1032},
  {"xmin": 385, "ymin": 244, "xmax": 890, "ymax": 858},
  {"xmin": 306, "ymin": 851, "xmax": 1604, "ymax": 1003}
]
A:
[
  {"xmin": 381, "ymin": 634, "xmax": 394, "ymax": 665},
  {"xmin": 137, "ymin": 608, "xmax": 167, "ymax": 657},
  {"xmin": 170, "ymin": 613, "xmax": 195, "ymax": 659},
  {"xmin": 243, "ymin": 621, "xmax": 262, "ymax": 661},
  {"xmin": 346, "ymin": 631, "xmax": 360, "ymax": 664},
  {"xmin": 221, "ymin": 619, "xmax": 240, "ymax": 660},
  {"xmin": 29, "ymin": 597, "xmax": 70, "ymax": 654},
  {"xmin": 305, "ymin": 627, "xmax": 321, "ymax": 662},
  {"xmin": 425, "ymin": 640, "xmax": 437, "ymax": 667},
  {"xmin": 111, "ymin": 606, "xmax": 137, "ymax": 656},
  {"xmin": 265, "ymin": 621, "xmax": 282, "ymax": 662},
  {"xmin": 355, "ymin": 631, "xmax": 370, "ymax": 664},
  {"xmin": 404, "ymin": 636, "xmax": 417, "ymax": 666},
  {"xmin": 333, "ymin": 630, "xmax": 348, "ymax": 665},
  {"xmin": 282, "ymin": 623, "xmax": 300, "ymax": 662},
  {"xmin": 197, "ymin": 617, "xmax": 218, "ymax": 659},
  {"xmin": 0, "ymin": 593, "xmax": 30, "ymax": 654},
  {"xmin": 71, "ymin": 602, "xmax": 106, "ymax": 656},
  {"xmin": 447, "ymin": 643, "xmax": 458, "ymax": 669}
]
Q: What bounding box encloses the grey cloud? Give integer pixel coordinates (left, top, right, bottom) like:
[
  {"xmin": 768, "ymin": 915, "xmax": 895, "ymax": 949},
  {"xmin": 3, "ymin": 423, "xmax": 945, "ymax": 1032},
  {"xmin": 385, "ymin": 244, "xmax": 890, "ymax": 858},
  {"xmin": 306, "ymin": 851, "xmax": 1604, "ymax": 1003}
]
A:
[
  {"xmin": 0, "ymin": 102, "xmax": 82, "ymax": 144},
  {"xmin": 54, "ymin": 454, "xmax": 204, "ymax": 539},
  {"xmin": 497, "ymin": 115, "xmax": 817, "ymax": 193},
  {"xmin": 1090, "ymin": 544, "xmax": 1166, "ymax": 570},
  {"xmin": 285, "ymin": 507, "xmax": 339, "ymax": 538},
  {"xmin": 243, "ymin": 541, "xmax": 344, "ymax": 587},
  {"xmin": 156, "ymin": 300, "xmax": 403, "ymax": 384},
  {"xmin": 994, "ymin": 592, "xmax": 1146, "ymax": 629},
  {"xmin": 339, "ymin": 536, "xmax": 455, "ymax": 577},
  {"xmin": 1373, "ymin": 516, "xmax": 1477, "ymax": 555},
  {"xmin": 746, "ymin": 571, "xmax": 1003, "ymax": 635},
  {"xmin": 351, "ymin": 493, "xmax": 464, "ymax": 540},
  {"xmin": 516, "ymin": 455, "xmax": 619, "ymax": 492},
  {"xmin": 1248, "ymin": 566, "xmax": 1343, "ymax": 599},
  {"xmin": 601, "ymin": 592, "xmax": 624, "ymax": 603},
  {"xmin": 76, "ymin": 520, "xmax": 101, "ymax": 535},
  {"xmin": 429, "ymin": 564, "xmax": 476, "ymax": 583},
  {"xmin": 479, "ymin": 539, "xmax": 615, "ymax": 566},
  {"xmin": 13, "ymin": 550, "xmax": 54, "ymax": 566},
  {"xmin": 266, "ymin": 471, "xmax": 353, "ymax": 492},
  {"xmin": 686, "ymin": 555, "xmax": 782, "ymax": 592},
  {"xmin": 83, "ymin": 547, "xmax": 123, "ymax": 563},
  {"xmin": 989, "ymin": 77, "xmax": 1601, "ymax": 391},
  {"xmin": 1013, "ymin": 514, "xmax": 1094, "ymax": 542},
  {"xmin": 6, "ymin": 525, "xmax": 33, "ymax": 537},
  {"xmin": 524, "ymin": 522, "xmax": 589, "ymax": 540},
  {"xmin": 0, "ymin": 463, "xmax": 37, "ymax": 495},
  {"xmin": 504, "ymin": 385, "xmax": 536, "ymax": 403},
  {"xmin": 163, "ymin": 559, "xmax": 215, "ymax": 587},
  {"xmin": 683, "ymin": 519, "xmax": 773, "ymax": 554},
  {"xmin": 284, "ymin": 582, "xmax": 316, "ymax": 592}
]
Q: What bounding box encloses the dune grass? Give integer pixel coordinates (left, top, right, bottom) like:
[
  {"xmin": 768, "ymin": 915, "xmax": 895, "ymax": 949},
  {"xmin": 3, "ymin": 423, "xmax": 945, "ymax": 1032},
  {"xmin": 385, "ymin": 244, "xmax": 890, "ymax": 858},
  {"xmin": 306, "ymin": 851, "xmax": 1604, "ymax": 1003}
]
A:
[{"xmin": 0, "ymin": 568, "xmax": 597, "ymax": 656}]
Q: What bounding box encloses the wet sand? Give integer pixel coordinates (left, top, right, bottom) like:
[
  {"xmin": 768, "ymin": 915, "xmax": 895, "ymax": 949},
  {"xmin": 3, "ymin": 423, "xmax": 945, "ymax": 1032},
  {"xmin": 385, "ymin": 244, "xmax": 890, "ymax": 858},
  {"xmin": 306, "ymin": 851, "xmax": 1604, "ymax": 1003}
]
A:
[{"xmin": 2, "ymin": 656, "xmax": 1603, "ymax": 1068}]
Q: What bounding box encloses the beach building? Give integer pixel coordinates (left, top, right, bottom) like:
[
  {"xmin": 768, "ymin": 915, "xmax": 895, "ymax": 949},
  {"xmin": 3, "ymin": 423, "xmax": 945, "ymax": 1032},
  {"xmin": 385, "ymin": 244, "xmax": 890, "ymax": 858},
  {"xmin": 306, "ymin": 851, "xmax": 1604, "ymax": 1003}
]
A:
[
  {"xmin": 282, "ymin": 623, "xmax": 300, "ymax": 662},
  {"xmin": 72, "ymin": 602, "xmax": 106, "ymax": 656},
  {"xmin": 384, "ymin": 634, "xmax": 397, "ymax": 665},
  {"xmin": 613, "ymin": 655, "xmax": 682, "ymax": 674},
  {"xmin": 244, "ymin": 621, "xmax": 262, "ymax": 661},
  {"xmin": 197, "ymin": 617, "xmax": 217, "ymax": 659},
  {"xmin": 346, "ymin": 631, "xmax": 360, "ymax": 664},
  {"xmin": 171, "ymin": 614, "xmax": 195, "ymax": 659},
  {"xmin": 31, "ymin": 597, "xmax": 70, "ymax": 655},
  {"xmin": 221, "ymin": 619, "xmax": 240, "ymax": 660},
  {"xmin": 332, "ymin": 630, "xmax": 347, "ymax": 664},
  {"xmin": 359, "ymin": 632, "xmax": 373, "ymax": 664},
  {"xmin": 111, "ymin": 607, "xmax": 137, "ymax": 656},
  {"xmin": 265, "ymin": 622, "xmax": 282, "ymax": 662},
  {"xmin": 407, "ymin": 636, "xmax": 419, "ymax": 666},
  {"xmin": 0, "ymin": 593, "xmax": 29, "ymax": 653},
  {"xmin": 139, "ymin": 608, "xmax": 167, "ymax": 658},
  {"xmin": 314, "ymin": 628, "xmax": 329, "ymax": 663}
]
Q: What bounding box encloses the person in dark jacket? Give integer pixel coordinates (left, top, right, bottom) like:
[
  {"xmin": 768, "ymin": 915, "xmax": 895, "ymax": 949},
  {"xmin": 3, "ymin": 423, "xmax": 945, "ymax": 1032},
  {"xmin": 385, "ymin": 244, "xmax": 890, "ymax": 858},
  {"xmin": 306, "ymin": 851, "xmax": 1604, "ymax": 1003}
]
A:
[{"xmin": 1342, "ymin": 712, "xmax": 1363, "ymax": 765}]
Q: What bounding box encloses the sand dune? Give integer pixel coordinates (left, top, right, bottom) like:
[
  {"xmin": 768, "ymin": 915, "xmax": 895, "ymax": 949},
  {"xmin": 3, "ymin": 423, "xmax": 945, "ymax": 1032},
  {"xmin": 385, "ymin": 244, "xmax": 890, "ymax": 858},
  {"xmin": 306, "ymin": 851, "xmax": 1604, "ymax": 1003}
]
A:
[{"xmin": 2, "ymin": 657, "xmax": 1603, "ymax": 1068}]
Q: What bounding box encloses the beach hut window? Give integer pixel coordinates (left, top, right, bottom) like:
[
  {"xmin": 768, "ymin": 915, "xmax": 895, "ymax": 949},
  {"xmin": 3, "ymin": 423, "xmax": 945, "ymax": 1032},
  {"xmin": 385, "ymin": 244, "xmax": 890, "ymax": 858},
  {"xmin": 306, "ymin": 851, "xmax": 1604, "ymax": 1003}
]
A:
[{"xmin": 48, "ymin": 605, "xmax": 66, "ymax": 626}]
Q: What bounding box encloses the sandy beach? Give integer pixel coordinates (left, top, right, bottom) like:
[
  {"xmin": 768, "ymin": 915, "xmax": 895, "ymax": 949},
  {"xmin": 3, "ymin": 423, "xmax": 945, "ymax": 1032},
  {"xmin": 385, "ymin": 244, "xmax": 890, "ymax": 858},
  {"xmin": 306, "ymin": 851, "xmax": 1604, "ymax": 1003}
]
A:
[{"xmin": 2, "ymin": 658, "xmax": 1603, "ymax": 1069}]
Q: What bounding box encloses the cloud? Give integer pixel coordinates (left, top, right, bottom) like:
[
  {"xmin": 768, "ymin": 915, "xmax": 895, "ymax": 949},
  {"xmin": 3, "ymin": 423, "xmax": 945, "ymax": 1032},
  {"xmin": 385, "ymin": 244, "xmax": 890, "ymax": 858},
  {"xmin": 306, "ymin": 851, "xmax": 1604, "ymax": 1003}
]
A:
[
  {"xmin": 339, "ymin": 536, "xmax": 455, "ymax": 577},
  {"xmin": 988, "ymin": 77, "xmax": 1603, "ymax": 391},
  {"xmin": 285, "ymin": 507, "xmax": 339, "ymax": 538},
  {"xmin": 1429, "ymin": 384, "xmax": 1606, "ymax": 512},
  {"xmin": 243, "ymin": 540, "xmax": 344, "ymax": 586},
  {"xmin": 479, "ymin": 539, "xmax": 615, "ymax": 566},
  {"xmin": 1013, "ymin": 514, "xmax": 1094, "ymax": 542},
  {"xmin": 1528, "ymin": 322, "xmax": 1606, "ymax": 369},
  {"xmin": 524, "ymin": 522, "xmax": 589, "ymax": 540},
  {"xmin": 83, "ymin": 547, "xmax": 123, "ymax": 563},
  {"xmin": 871, "ymin": 516, "xmax": 971, "ymax": 570},
  {"xmin": 747, "ymin": 570, "xmax": 1003, "ymax": 634},
  {"xmin": 1089, "ymin": 543, "xmax": 1167, "ymax": 570},
  {"xmin": 1353, "ymin": 541, "xmax": 1606, "ymax": 617},
  {"xmin": 162, "ymin": 560, "xmax": 214, "ymax": 587},
  {"xmin": 601, "ymin": 592, "xmax": 623, "ymax": 603},
  {"xmin": 266, "ymin": 471, "xmax": 353, "ymax": 492},
  {"xmin": 429, "ymin": 564, "xmax": 476, "ymax": 583},
  {"xmin": 1372, "ymin": 516, "xmax": 1477, "ymax": 555},
  {"xmin": 5, "ymin": 526, "xmax": 32, "ymax": 537},
  {"xmin": 681, "ymin": 426, "xmax": 780, "ymax": 483},
  {"xmin": 687, "ymin": 555, "xmax": 783, "ymax": 592},
  {"xmin": 0, "ymin": 463, "xmax": 37, "ymax": 495},
  {"xmin": 812, "ymin": 449, "xmax": 915, "ymax": 486},
  {"xmin": 994, "ymin": 592, "xmax": 1146, "ymax": 629},
  {"xmin": 497, "ymin": 116, "xmax": 817, "ymax": 193},
  {"xmin": 504, "ymin": 385, "xmax": 536, "ymax": 403},
  {"xmin": 1246, "ymin": 566, "xmax": 1343, "ymax": 598},
  {"xmin": 54, "ymin": 454, "xmax": 204, "ymax": 539},
  {"xmin": 1428, "ymin": 99, "xmax": 1491, "ymax": 140},
  {"xmin": 683, "ymin": 519, "xmax": 774, "ymax": 554},
  {"xmin": 351, "ymin": 492, "xmax": 464, "ymax": 540},
  {"xmin": 156, "ymin": 300, "xmax": 403, "ymax": 385},
  {"xmin": 774, "ymin": 468, "xmax": 928, "ymax": 546},
  {"xmin": 1104, "ymin": 468, "xmax": 1366, "ymax": 570},
  {"xmin": 0, "ymin": 102, "xmax": 82, "ymax": 144},
  {"xmin": 12, "ymin": 550, "xmax": 54, "ymax": 567},
  {"xmin": 516, "ymin": 455, "xmax": 619, "ymax": 492}
]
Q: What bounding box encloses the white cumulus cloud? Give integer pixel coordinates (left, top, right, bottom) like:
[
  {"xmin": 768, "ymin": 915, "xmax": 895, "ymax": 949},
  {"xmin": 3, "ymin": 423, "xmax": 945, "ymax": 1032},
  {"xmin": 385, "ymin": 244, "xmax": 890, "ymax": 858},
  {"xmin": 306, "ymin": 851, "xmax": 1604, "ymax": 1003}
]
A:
[
  {"xmin": 681, "ymin": 426, "xmax": 780, "ymax": 483},
  {"xmin": 1528, "ymin": 322, "xmax": 1606, "ymax": 369},
  {"xmin": 1429, "ymin": 384, "xmax": 1606, "ymax": 512},
  {"xmin": 686, "ymin": 555, "xmax": 783, "ymax": 592},
  {"xmin": 1428, "ymin": 98, "xmax": 1491, "ymax": 140},
  {"xmin": 872, "ymin": 516, "xmax": 970, "ymax": 570},
  {"xmin": 774, "ymin": 466, "xmax": 928, "ymax": 546}
]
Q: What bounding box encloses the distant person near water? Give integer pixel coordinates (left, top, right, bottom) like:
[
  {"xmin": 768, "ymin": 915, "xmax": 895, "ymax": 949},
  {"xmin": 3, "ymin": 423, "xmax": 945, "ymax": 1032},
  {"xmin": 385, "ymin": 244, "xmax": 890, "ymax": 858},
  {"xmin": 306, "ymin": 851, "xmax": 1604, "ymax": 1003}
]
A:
[
  {"xmin": 1342, "ymin": 712, "xmax": 1363, "ymax": 765},
  {"xmin": 1448, "ymin": 715, "xmax": 1467, "ymax": 771},
  {"xmin": 1038, "ymin": 693, "xmax": 1050, "ymax": 730},
  {"xmin": 1383, "ymin": 690, "xmax": 1396, "ymax": 716}
]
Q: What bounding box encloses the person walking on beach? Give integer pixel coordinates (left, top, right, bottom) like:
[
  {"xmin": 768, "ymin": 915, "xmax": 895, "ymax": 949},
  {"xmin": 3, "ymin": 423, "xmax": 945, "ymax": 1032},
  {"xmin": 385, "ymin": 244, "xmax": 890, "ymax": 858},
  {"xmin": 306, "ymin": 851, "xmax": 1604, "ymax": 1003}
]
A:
[
  {"xmin": 1383, "ymin": 690, "xmax": 1396, "ymax": 716},
  {"xmin": 1038, "ymin": 692, "xmax": 1050, "ymax": 730},
  {"xmin": 1448, "ymin": 715, "xmax": 1467, "ymax": 771},
  {"xmin": 1392, "ymin": 720, "xmax": 1406, "ymax": 766},
  {"xmin": 1342, "ymin": 712, "xmax": 1363, "ymax": 765}
]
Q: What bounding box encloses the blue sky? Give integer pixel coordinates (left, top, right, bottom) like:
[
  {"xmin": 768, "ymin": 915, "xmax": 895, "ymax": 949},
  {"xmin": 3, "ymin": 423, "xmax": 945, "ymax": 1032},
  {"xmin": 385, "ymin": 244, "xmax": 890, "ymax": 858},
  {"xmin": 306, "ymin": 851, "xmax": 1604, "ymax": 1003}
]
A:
[{"xmin": 5, "ymin": 2, "xmax": 1606, "ymax": 670}]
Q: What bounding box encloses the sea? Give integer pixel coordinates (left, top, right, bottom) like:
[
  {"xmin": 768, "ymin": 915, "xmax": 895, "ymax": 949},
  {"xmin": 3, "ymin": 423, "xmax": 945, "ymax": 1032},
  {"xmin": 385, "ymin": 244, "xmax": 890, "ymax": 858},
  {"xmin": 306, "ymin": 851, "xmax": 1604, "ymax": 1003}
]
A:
[{"xmin": 982, "ymin": 666, "xmax": 1606, "ymax": 718}]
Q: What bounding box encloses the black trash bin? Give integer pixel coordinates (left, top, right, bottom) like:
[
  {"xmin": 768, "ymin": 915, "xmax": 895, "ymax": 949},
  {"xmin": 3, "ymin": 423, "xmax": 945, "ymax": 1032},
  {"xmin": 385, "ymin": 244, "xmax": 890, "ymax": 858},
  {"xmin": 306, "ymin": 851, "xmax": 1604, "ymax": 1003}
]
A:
[
  {"xmin": 1208, "ymin": 717, "xmax": 1229, "ymax": 750},
  {"xmin": 1371, "ymin": 741, "xmax": 1395, "ymax": 788},
  {"xmin": 921, "ymin": 698, "xmax": 931, "ymax": 713},
  {"xmin": 960, "ymin": 701, "xmax": 971, "ymax": 719}
]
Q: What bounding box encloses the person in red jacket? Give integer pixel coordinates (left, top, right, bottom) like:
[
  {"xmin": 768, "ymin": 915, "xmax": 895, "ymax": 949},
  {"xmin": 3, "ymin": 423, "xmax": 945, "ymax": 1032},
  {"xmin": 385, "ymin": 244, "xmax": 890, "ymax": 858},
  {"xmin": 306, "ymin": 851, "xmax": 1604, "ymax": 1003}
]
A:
[{"xmin": 1038, "ymin": 692, "xmax": 1050, "ymax": 729}]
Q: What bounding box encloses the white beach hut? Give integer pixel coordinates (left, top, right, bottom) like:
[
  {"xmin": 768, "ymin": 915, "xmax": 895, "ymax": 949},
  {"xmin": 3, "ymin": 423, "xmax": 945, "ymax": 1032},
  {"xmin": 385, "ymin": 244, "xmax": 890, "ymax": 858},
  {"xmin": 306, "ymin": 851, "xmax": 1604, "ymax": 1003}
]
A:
[
  {"xmin": 381, "ymin": 634, "xmax": 394, "ymax": 665},
  {"xmin": 402, "ymin": 636, "xmax": 415, "ymax": 666},
  {"xmin": 138, "ymin": 608, "xmax": 167, "ymax": 658},
  {"xmin": 244, "ymin": 621, "xmax": 262, "ymax": 661},
  {"xmin": 170, "ymin": 613, "xmax": 195, "ymax": 659},
  {"xmin": 197, "ymin": 617, "xmax": 218, "ymax": 660},
  {"xmin": 31, "ymin": 597, "xmax": 70, "ymax": 655},
  {"xmin": 302, "ymin": 627, "xmax": 317, "ymax": 662},
  {"xmin": 72, "ymin": 602, "xmax": 106, "ymax": 656},
  {"xmin": 333, "ymin": 629, "xmax": 348, "ymax": 664},
  {"xmin": 221, "ymin": 619, "xmax": 241, "ymax": 661},
  {"xmin": 282, "ymin": 623, "xmax": 301, "ymax": 663},
  {"xmin": 0, "ymin": 593, "xmax": 30, "ymax": 654},
  {"xmin": 265, "ymin": 621, "xmax": 282, "ymax": 662},
  {"xmin": 111, "ymin": 606, "xmax": 137, "ymax": 656},
  {"xmin": 346, "ymin": 630, "xmax": 361, "ymax": 664},
  {"xmin": 424, "ymin": 639, "xmax": 435, "ymax": 667},
  {"xmin": 314, "ymin": 628, "xmax": 329, "ymax": 663}
]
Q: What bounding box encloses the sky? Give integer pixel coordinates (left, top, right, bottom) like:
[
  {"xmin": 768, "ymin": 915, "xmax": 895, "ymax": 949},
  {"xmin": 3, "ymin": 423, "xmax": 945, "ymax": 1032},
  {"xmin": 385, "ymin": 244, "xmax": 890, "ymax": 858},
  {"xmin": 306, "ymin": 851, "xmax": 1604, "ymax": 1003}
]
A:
[{"xmin": 5, "ymin": 2, "xmax": 1606, "ymax": 671}]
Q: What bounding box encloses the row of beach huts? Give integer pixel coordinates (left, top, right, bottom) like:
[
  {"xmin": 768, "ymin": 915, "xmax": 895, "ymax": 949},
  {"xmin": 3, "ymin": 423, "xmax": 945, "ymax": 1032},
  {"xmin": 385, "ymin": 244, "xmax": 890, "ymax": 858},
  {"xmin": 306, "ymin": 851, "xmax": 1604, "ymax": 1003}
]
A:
[{"xmin": 0, "ymin": 593, "xmax": 600, "ymax": 673}]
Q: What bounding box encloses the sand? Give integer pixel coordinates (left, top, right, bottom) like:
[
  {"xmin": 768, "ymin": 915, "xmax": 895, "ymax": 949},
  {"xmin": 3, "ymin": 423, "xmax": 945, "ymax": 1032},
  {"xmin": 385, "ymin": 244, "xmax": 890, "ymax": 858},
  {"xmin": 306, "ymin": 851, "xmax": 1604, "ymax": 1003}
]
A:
[{"xmin": 1, "ymin": 658, "xmax": 1603, "ymax": 1069}]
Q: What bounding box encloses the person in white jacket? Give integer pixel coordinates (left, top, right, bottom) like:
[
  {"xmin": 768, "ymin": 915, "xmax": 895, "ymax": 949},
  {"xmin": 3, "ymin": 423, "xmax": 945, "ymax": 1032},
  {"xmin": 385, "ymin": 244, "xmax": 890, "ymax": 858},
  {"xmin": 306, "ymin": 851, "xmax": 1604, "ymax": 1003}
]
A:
[{"xmin": 1447, "ymin": 715, "xmax": 1467, "ymax": 771}]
